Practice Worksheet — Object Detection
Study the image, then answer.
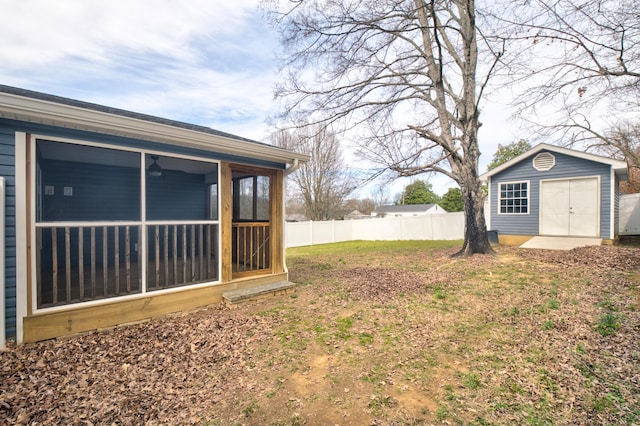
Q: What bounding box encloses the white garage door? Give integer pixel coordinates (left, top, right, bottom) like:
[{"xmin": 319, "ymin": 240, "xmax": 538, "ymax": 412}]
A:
[{"xmin": 540, "ymin": 178, "xmax": 599, "ymax": 237}]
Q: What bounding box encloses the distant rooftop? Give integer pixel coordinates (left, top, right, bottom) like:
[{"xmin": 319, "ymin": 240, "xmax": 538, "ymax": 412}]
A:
[{"xmin": 374, "ymin": 204, "xmax": 438, "ymax": 213}]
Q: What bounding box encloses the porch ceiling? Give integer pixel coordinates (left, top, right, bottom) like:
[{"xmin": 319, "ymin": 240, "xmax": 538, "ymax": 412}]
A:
[{"xmin": 38, "ymin": 140, "xmax": 216, "ymax": 174}]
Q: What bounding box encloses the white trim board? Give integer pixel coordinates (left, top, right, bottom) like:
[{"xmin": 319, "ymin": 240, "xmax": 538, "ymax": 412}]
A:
[{"xmin": 480, "ymin": 143, "xmax": 627, "ymax": 180}]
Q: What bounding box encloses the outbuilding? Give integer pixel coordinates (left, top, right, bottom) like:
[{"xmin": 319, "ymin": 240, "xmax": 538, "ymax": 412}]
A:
[
  {"xmin": 480, "ymin": 143, "xmax": 628, "ymax": 245},
  {"xmin": 371, "ymin": 203, "xmax": 445, "ymax": 218},
  {"xmin": 0, "ymin": 85, "xmax": 309, "ymax": 345}
]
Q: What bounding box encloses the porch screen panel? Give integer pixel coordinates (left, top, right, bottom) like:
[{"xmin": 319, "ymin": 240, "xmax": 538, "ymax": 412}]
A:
[
  {"xmin": 37, "ymin": 141, "xmax": 141, "ymax": 222},
  {"xmin": 256, "ymin": 176, "xmax": 270, "ymax": 221},
  {"xmin": 35, "ymin": 141, "xmax": 221, "ymax": 308},
  {"xmin": 233, "ymin": 176, "xmax": 271, "ymax": 222},
  {"xmin": 232, "ymin": 174, "xmax": 271, "ymax": 275},
  {"xmin": 145, "ymin": 155, "xmax": 219, "ymax": 291},
  {"xmin": 35, "ymin": 140, "xmax": 142, "ymax": 308},
  {"xmin": 37, "ymin": 225, "xmax": 142, "ymax": 307}
]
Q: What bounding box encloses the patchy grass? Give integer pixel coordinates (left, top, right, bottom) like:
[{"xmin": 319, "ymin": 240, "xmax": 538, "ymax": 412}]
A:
[{"xmin": 1, "ymin": 240, "xmax": 639, "ymax": 425}]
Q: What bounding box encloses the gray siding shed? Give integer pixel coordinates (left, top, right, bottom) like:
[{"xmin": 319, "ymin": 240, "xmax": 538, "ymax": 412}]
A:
[{"xmin": 481, "ymin": 144, "xmax": 627, "ymax": 241}]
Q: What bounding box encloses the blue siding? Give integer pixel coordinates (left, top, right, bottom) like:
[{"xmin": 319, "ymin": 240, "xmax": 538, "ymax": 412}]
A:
[
  {"xmin": 614, "ymin": 178, "xmax": 620, "ymax": 235},
  {"xmin": 490, "ymin": 150, "xmax": 614, "ymax": 238},
  {"xmin": 0, "ymin": 117, "xmax": 289, "ymax": 342},
  {"xmin": 147, "ymin": 170, "xmax": 207, "ymax": 220},
  {"xmin": 41, "ymin": 159, "xmax": 141, "ymax": 222},
  {"xmin": 0, "ymin": 126, "xmax": 16, "ymax": 341}
]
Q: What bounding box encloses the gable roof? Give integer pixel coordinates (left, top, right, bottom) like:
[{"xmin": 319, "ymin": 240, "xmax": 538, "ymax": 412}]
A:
[
  {"xmin": 479, "ymin": 143, "xmax": 628, "ymax": 181},
  {"xmin": 374, "ymin": 204, "xmax": 439, "ymax": 214},
  {"xmin": 0, "ymin": 85, "xmax": 310, "ymax": 166}
]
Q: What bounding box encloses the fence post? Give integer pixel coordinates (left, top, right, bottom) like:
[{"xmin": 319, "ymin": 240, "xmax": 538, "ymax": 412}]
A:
[
  {"xmin": 430, "ymin": 214, "xmax": 434, "ymax": 240},
  {"xmin": 332, "ymin": 220, "xmax": 335, "ymax": 243}
]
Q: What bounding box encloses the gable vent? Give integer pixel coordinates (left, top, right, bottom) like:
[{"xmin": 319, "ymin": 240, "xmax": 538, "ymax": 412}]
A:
[{"xmin": 533, "ymin": 152, "xmax": 556, "ymax": 171}]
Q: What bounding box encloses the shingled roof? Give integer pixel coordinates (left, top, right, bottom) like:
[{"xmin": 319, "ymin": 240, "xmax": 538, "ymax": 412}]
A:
[{"xmin": 0, "ymin": 85, "xmax": 309, "ymax": 165}]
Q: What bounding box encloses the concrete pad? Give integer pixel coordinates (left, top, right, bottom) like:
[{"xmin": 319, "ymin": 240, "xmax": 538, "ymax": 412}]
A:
[
  {"xmin": 520, "ymin": 236, "xmax": 602, "ymax": 251},
  {"xmin": 222, "ymin": 281, "xmax": 296, "ymax": 306}
]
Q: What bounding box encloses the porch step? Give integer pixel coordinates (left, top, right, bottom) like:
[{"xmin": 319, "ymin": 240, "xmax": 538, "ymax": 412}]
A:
[{"xmin": 222, "ymin": 281, "xmax": 296, "ymax": 306}]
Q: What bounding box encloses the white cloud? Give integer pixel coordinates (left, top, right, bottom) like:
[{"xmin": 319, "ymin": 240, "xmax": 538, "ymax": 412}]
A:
[
  {"xmin": 0, "ymin": 0, "xmax": 277, "ymax": 140},
  {"xmin": 0, "ymin": 0, "xmax": 529, "ymax": 191},
  {"xmin": 1, "ymin": 0, "xmax": 259, "ymax": 66}
]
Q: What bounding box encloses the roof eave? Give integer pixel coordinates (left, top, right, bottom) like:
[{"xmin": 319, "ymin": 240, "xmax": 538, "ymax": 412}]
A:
[
  {"xmin": 0, "ymin": 91, "xmax": 310, "ymax": 165},
  {"xmin": 480, "ymin": 143, "xmax": 628, "ymax": 180}
]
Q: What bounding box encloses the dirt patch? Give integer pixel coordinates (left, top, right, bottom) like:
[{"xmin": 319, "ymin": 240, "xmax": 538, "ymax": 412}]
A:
[
  {"xmin": 1, "ymin": 243, "xmax": 639, "ymax": 425},
  {"xmin": 331, "ymin": 267, "xmax": 430, "ymax": 301}
]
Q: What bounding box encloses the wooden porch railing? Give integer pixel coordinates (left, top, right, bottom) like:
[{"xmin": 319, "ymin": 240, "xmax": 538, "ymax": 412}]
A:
[
  {"xmin": 37, "ymin": 224, "xmax": 142, "ymax": 308},
  {"xmin": 232, "ymin": 222, "xmax": 271, "ymax": 275},
  {"xmin": 146, "ymin": 223, "xmax": 219, "ymax": 291},
  {"xmin": 36, "ymin": 222, "xmax": 219, "ymax": 309}
]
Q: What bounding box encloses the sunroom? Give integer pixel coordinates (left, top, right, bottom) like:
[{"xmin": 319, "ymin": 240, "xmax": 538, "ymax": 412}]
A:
[
  {"xmin": 0, "ymin": 85, "xmax": 308, "ymax": 344},
  {"xmin": 26, "ymin": 134, "xmax": 290, "ymax": 339},
  {"xmin": 35, "ymin": 138, "xmax": 222, "ymax": 308}
]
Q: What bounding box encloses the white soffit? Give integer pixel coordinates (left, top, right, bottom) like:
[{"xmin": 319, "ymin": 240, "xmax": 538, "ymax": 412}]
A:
[{"xmin": 0, "ymin": 91, "xmax": 310, "ymax": 165}]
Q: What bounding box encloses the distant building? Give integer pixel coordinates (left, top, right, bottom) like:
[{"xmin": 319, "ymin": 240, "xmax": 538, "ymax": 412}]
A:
[
  {"xmin": 285, "ymin": 214, "xmax": 309, "ymax": 222},
  {"xmin": 344, "ymin": 210, "xmax": 368, "ymax": 220},
  {"xmin": 371, "ymin": 204, "xmax": 445, "ymax": 218}
]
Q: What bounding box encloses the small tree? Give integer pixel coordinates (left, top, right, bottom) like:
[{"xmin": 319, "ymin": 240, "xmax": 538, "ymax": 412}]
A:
[
  {"xmin": 401, "ymin": 180, "xmax": 440, "ymax": 205},
  {"xmin": 486, "ymin": 140, "xmax": 532, "ymax": 171},
  {"xmin": 370, "ymin": 184, "xmax": 390, "ymax": 209},
  {"xmin": 596, "ymin": 122, "xmax": 640, "ymax": 193},
  {"xmin": 343, "ymin": 198, "xmax": 376, "ymax": 216},
  {"xmin": 272, "ymin": 125, "xmax": 355, "ymax": 220},
  {"xmin": 440, "ymin": 187, "xmax": 464, "ymax": 212}
]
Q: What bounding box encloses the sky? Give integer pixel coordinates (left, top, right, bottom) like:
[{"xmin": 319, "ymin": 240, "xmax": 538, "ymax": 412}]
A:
[{"xmin": 0, "ymin": 0, "xmax": 522, "ymax": 198}]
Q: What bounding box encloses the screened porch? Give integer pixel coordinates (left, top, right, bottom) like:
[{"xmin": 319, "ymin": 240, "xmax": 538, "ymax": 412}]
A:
[{"xmin": 34, "ymin": 138, "xmax": 221, "ymax": 309}]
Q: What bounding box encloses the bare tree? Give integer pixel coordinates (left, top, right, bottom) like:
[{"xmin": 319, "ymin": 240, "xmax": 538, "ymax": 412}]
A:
[
  {"xmin": 272, "ymin": 125, "xmax": 355, "ymax": 220},
  {"xmin": 267, "ymin": 0, "xmax": 504, "ymax": 255},
  {"xmin": 343, "ymin": 197, "xmax": 376, "ymax": 216},
  {"xmin": 371, "ymin": 184, "xmax": 391, "ymax": 208},
  {"xmin": 492, "ymin": 0, "xmax": 640, "ymax": 162},
  {"xmin": 596, "ymin": 122, "xmax": 640, "ymax": 193},
  {"xmin": 611, "ymin": 123, "xmax": 640, "ymax": 169}
]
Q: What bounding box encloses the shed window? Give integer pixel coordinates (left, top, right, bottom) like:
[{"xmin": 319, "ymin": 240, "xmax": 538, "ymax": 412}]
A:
[{"xmin": 499, "ymin": 181, "xmax": 529, "ymax": 214}]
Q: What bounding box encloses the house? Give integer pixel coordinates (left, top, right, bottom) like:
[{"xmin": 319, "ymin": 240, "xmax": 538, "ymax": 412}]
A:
[
  {"xmin": 285, "ymin": 213, "xmax": 309, "ymax": 222},
  {"xmin": 0, "ymin": 85, "xmax": 309, "ymax": 346},
  {"xmin": 344, "ymin": 209, "xmax": 367, "ymax": 220},
  {"xmin": 371, "ymin": 203, "xmax": 445, "ymax": 218},
  {"xmin": 479, "ymin": 143, "xmax": 628, "ymax": 245}
]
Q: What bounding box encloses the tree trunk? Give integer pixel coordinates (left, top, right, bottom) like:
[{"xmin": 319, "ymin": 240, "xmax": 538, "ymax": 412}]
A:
[
  {"xmin": 455, "ymin": 182, "xmax": 493, "ymax": 257},
  {"xmin": 453, "ymin": 150, "xmax": 494, "ymax": 257}
]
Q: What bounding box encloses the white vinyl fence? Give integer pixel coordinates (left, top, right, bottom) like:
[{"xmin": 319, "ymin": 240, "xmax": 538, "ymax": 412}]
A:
[
  {"xmin": 285, "ymin": 194, "xmax": 640, "ymax": 249},
  {"xmin": 620, "ymin": 193, "xmax": 640, "ymax": 236},
  {"xmin": 285, "ymin": 212, "xmax": 464, "ymax": 248}
]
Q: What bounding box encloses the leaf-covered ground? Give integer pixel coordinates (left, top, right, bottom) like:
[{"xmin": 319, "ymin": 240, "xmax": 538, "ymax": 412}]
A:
[{"xmin": 1, "ymin": 241, "xmax": 639, "ymax": 425}]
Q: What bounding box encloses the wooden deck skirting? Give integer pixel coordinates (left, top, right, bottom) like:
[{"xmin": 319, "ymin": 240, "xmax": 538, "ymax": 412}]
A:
[{"xmin": 23, "ymin": 272, "xmax": 288, "ymax": 342}]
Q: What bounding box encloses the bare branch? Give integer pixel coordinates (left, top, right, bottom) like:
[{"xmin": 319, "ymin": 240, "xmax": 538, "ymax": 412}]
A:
[{"xmin": 266, "ymin": 0, "xmax": 500, "ymax": 254}]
